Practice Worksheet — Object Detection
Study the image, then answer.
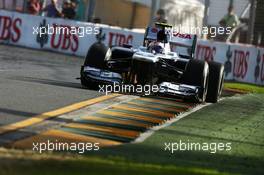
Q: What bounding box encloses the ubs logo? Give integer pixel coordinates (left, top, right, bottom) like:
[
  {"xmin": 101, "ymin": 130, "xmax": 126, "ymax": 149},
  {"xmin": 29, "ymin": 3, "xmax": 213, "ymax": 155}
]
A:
[{"xmin": 254, "ymin": 50, "xmax": 264, "ymax": 82}]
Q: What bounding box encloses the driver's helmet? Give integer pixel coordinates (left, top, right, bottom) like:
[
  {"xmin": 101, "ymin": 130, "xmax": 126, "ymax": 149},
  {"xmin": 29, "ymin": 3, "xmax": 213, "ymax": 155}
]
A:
[{"xmin": 147, "ymin": 41, "xmax": 164, "ymax": 54}]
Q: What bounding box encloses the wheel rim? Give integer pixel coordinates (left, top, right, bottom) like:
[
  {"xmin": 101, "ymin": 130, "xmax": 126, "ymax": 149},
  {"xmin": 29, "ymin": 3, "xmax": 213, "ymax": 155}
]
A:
[
  {"xmin": 217, "ymin": 71, "xmax": 224, "ymax": 100},
  {"xmin": 201, "ymin": 63, "xmax": 209, "ymax": 102}
]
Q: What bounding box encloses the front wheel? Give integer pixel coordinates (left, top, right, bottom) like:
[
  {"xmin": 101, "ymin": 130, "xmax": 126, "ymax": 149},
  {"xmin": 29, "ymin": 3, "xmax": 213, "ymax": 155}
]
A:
[
  {"xmin": 206, "ymin": 62, "xmax": 224, "ymax": 103},
  {"xmin": 81, "ymin": 43, "xmax": 108, "ymax": 89},
  {"xmin": 182, "ymin": 59, "xmax": 209, "ymax": 103}
]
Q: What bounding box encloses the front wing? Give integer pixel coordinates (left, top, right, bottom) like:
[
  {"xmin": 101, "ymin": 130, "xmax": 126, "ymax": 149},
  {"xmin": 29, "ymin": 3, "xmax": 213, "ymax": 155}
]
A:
[
  {"xmin": 159, "ymin": 82, "xmax": 200, "ymax": 100},
  {"xmin": 81, "ymin": 66, "xmax": 122, "ymax": 84},
  {"xmin": 81, "ymin": 66, "xmax": 201, "ymax": 100}
]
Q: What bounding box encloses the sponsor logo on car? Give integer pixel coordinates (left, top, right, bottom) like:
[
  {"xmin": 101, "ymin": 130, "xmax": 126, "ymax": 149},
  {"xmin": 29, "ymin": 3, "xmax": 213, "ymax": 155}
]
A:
[{"xmin": 173, "ymin": 33, "xmax": 192, "ymax": 39}]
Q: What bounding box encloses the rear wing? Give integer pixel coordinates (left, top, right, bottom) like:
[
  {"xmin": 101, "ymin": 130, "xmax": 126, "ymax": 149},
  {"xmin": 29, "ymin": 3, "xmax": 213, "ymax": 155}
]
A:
[
  {"xmin": 144, "ymin": 27, "xmax": 161, "ymax": 41},
  {"xmin": 144, "ymin": 23, "xmax": 172, "ymax": 44}
]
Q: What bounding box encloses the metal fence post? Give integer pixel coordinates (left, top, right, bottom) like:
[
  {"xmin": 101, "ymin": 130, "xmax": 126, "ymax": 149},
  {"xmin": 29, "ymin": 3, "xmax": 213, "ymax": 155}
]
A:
[
  {"xmin": 247, "ymin": 0, "xmax": 257, "ymax": 44},
  {"xmin": 87, "ymin": 0, "xmax": 96, "ymax": 22}
]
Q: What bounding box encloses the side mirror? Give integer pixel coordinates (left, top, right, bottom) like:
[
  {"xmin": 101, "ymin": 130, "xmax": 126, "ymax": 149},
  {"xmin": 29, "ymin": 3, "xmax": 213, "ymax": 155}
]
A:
[{"xmin": 104, "ymin": 48, "xmax": 112, "ymax": 61}]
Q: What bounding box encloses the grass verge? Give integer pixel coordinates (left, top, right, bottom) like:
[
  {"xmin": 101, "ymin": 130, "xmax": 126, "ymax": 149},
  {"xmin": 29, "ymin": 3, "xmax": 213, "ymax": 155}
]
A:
[
  {"xmin": 94, "ymin": 93, "xmax": 264, "ymax": 175},
  {"xmin": 224, "ymin": 82, "xmax": 264, "ymax": 93}
]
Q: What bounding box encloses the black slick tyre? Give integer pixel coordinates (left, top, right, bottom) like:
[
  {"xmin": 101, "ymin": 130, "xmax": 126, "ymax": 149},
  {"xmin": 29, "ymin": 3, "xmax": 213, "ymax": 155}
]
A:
[
  {"xmin": 182, "ymin": 59, "xmax": 209, "ymax": 102},
  {"xmin": 206, "ymin": 62, "xmax": 224, "ymax": 103}
]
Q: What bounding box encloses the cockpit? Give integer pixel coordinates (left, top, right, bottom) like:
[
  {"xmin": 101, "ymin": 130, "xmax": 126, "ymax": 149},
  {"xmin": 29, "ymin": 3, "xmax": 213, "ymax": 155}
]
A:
[{"xmin": 143, "ymin": 23, "xmax": 197, "ymax": 59}]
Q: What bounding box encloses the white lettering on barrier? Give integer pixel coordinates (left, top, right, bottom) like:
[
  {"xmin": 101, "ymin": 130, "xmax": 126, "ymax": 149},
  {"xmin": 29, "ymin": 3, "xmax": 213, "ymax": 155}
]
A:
[{"xmin": 0, "ymin": 10, "xmax": 263, "ymax": 86}]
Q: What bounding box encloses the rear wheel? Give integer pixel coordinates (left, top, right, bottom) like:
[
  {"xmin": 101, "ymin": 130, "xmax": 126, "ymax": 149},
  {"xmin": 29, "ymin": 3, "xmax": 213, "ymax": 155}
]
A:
[
  {"xmin": 182, "ymin": 59, "xmax": 209, "ymax": 102},
  {"xmin": 108, "ymin": 47, "xmax": 134, "ymax": 78},
  {"xmin": 111, "ymin": 47, "xmax": 134, "ymax": 60},
  {"xmin": 84, "ymin": 42, "xmax": 108, "ymax": 69},
  {"xmin": 206, "ymin": 62, "xmax": 224, "ymax": 103}
]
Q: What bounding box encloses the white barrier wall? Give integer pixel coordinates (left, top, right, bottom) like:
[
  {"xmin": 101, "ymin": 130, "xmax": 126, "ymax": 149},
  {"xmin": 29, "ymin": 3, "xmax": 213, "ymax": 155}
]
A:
[
  {"xmin": 0, "ymin": 10, "xmax": 263, "ymax": 86},
  {"xmin": 196, "ymin": 40, "xmax": 264, "ymax": 86},
  {"xmin": 0, "ymin": 10, "xmax": 143, "ymax": 56}
]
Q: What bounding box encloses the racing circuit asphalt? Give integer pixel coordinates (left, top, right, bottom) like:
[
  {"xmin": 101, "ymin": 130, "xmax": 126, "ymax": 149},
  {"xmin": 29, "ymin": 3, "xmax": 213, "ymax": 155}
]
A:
[
  {"xmin": 0, "ymin": 44, "xmax": 240, "ymax": 151},
  {"xmin": 0, "ymin": 44, "xmax": 200, "ymax": 148},
  {"xmin": 0, "ymin": 44, "xmax": 101, "ymax": 126}
]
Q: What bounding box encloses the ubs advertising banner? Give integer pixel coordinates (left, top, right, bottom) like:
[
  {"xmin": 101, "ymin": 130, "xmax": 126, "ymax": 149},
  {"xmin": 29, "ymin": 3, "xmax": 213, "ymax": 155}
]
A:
[
  {"xmin": 0, "ymin": 10, "xmax": 143, "ymax": 56},
  {"xmin": 0, "ymin": 10, "xmax": 263, "ymax": 85}
]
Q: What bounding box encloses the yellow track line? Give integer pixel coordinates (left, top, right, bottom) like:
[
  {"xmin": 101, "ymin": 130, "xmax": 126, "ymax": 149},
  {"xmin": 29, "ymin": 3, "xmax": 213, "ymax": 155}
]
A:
[
  {"xmin": 126, "ymin": 101, "xmax": 186, "ymax": 113},
  {"xmin": 0, "ymin": 94, "xmax": 121, "ymax": 135},
  {"xmin": 10, "ymin": 129, "xmax": 121, "ymax": 149},
  {"xmin": 80, "ymin": 116, "xmax": 151, "ymax": 128},
  {"xmin": 138, "ymin": 97, "xmax": 193, "ymax": 108},
  {"xmin": 112, "ymin": 105, "xmax": 174, "ymax": 118},
  {"xmin": 98, "ymin": 110, "xmax": 164, "ymax": 124},
  {"xmin": 64, "ymin": 123, "xmax": 140, "ymax": 138}
]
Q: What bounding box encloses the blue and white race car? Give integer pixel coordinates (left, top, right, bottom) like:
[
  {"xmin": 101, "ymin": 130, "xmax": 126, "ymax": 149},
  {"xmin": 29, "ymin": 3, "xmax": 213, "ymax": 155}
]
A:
[{"xmin": 80, "ymin": 23, "xmax": 224, "ymax": 103}]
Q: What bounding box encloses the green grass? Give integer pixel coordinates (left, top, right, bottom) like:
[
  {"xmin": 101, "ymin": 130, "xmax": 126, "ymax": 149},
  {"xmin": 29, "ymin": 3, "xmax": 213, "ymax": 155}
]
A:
[
  {"xmin": 224, "ymin": 82, "xmax": 264, "ymax": 93},
  {"xmin": 93, "ymin": 93, "xmax": 264, "ymax": 175},
  {"xmin": 0, "ymin": 151, "xmax": 227, "ymax": 175}
]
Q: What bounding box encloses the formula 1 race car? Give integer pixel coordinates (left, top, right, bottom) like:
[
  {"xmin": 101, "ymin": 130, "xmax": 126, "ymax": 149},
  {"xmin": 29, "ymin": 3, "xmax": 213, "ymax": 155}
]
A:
[{"xmin": 80, "ymin": 23, "xmax": 224, "ymax": 103}]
